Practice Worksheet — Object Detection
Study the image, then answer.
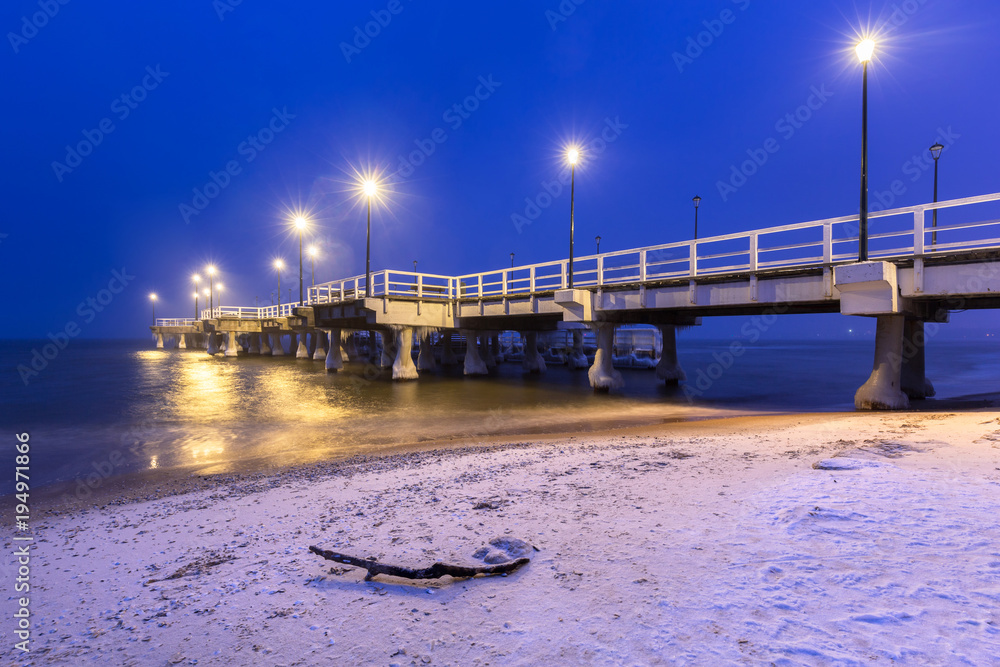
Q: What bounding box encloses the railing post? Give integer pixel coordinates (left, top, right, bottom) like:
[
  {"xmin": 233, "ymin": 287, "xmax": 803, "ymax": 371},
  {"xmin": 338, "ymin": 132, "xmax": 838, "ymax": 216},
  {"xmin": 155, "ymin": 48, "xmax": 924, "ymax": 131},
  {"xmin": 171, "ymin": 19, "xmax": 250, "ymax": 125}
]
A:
[
  {"xmin": 477, "ymin": 274, "xmax": 483, "ymax": 297},
  {"xmin": 639, "ymin": 249, "xmax": 647, "ymax": 282},
  {"xmin": 749, "ymin": 234, "xmax": 758, "ymax": 272},
  {"xmin": 502, "ymin": 270, "xmax": 508, "ymax": 296},
  {"xmin": 417, "ymin": 274, "xmax": 423, "ymax": 298},
  {"xmin": 690, "ymin": 241, "xmax": 698, "ymax": 278},
  {"xmin": 822, "ymin": 224, "xmax": 832, "ymax": 264},
  {"xmin": 913, "ymin": 210, "xmax": 925, "ymax": 256},
  {"xmin": 561, "ymin": 262, "xmax": 568, "ymax": 289},
  {"xmin": 530, "ymin": 267, "xmax": 536, "ymax": 293},
  {"xmin": 597, "ymin": 255, "xmax": 604, "ymax": 286}
]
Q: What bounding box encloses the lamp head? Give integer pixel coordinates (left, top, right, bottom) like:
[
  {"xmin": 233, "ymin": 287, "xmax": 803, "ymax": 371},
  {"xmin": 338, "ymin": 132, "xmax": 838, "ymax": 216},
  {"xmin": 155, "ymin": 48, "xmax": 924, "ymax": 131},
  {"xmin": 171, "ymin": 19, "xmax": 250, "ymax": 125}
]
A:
[
  {"xmin": 929, "ymin": 142, "xmax": 944, "ymax": 160},
  {"xmin": 692, "ymin": 196, "xmax": 701, "ymax": 208},
  {"xmin": 149, "ymin": 293, "xmax": 157, "ymax": 301},
  {"xmin": 856, "ymin": 39, "xmax": 875, "ymax": 63},
  {"xmin": 274, "ymin": 259, "xmax": 284, "ymax": 270},
  {"xmin": 363, "ymin": 180, "xmax": 378, "ymax": 197},
  {"xmin": 207, "ymin": 265, "xmax": 216, "ymax": 276},
  {"xmin": 193, "ymin": 292, "xmax": 199, "ymax": 298},
  {"xmin": 294, "ymin": 216, "xmax": 308, "ymax": 230},
  {"xmin": 567, "ymin": 147, "xmax": 580, "ymax": 166},
  {"xmin": 596, "ymin": 235, "xmax": 602, "ymax": 243},
  {"xmin": 307, "ymin": 245, "xmax": 318, "ymax": 257},
  {"xmin": 192, "ymin": 274, "xmax": 201, "ymax": 283},
  {"xmin": 203, "ymin": 288, "xmax": 210, "ymax": 296}
]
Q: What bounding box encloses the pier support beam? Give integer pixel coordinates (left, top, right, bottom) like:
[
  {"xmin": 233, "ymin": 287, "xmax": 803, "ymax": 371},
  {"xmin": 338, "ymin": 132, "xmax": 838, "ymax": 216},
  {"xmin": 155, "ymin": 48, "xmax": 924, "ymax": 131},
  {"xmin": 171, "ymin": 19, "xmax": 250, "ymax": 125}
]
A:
[
  {"xmin": 178, "ymin": 334, "xmax": 187, "ymax": 350},
  {"xmin": 325, "ymin": 329, "xmax": 343, "ymax": 373},
  {"xmin": 567, "ymin": 330, "xmax": 588, "ymax": 369},
  {"xmin": 155, "ymin": 333, "xmax": 165, "ymax": 349},
  {"xmin": 312, "ymin": 330, "xmax": 327, "ymax": 361},
  {"xmin": 207, "ymin": 332, "xmax": 220, "ymax": 355},
  {"xmin": 417, "ymin": 330, "xmax": 437, "ymax": 371},
  {"xmin": 248, "ymin": 333, "xmax": 261, "ymax": 355},
  {"xmin": 344, "ymin": 332, "xmax": 360, "ymax": 362},
  {"xmin": 393, "ymin": 327, "xmax": 419, "ymax": 381},
  {"xmin": 295, "ymin": 333, "xmax": 310, "ymax": 359},
  {"xmin": 522, "ymin": 332, "xmax": 546, "ymax": 374},
  {"xmin": 655, "ymin": 325, "xmax": 686, "ymax": 385},
  {"xmin": 900, "ymin": 319, "xmax": 936, "ymax": 400},
  {"xmin": 441, "ymin": 331, "xmax": 459, "ymax": 366},
  {"xmin": 259, "ymin": 333, "xmax": 271, "ymax": 355},
  {"xmin": 589, "ymin": 324, "xmax": 624, "ymax": 391},
  {"xmin": 480, "ymin": 332, "xmax": 497, "ymax": 369},
  {"xmin": 270, "ymin": 334, "xmax": 285, "ymax": 356},
  {"xmin": 463, "ymin": 330, "xmax": 488, "ymax": 376},
  {"xmin": 224, "ymin": 332, "xmax": 240, "ymax": 357},
  {"xmin": 855, "ymin": 315, "xmax": 910, "ymax": 410}
]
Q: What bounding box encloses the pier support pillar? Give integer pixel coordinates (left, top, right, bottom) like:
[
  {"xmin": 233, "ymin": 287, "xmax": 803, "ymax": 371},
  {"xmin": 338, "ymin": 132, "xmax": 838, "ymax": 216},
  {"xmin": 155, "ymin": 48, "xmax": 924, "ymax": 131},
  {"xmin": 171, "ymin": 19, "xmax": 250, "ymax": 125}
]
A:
[
  {"xmin": 247, "ymin": 333, "xmax": 261, "ymax": 355},
  {"xmin": 522, "ymin": 332, "xmax": 546, "ymax": 374},
  {"xmin": 325, "ymin": 329, "xmax": 343, "ymax": 373},
  {"xmin": 568, "ymin": 330, "xmax": 588, "ymax": 369},
  {"xmin": 655, "ymin": 325, "xmax": 686, "ymax": 385},
  {"xmin": 178, "ymin": 334, "xmax": 188, "ymax": 350},
  {"xmin": 379, "ymin": 332, "xmax": 395, "ymax": 369},
  {"xmin": 901, "ymin": 319, "xmax": 936, "ymax": 400},
  {"xmin": 270, "ymin": 334, "xmax": 285, "ymax": 356},
  {"xmin": 345, "ymin": 332, "xmax": 360, "ymax": 362},
  {"xmin": 491, "ymin": 334, "xmax": 504, "ymax": 364},
  {"xmin": 417, "ymin": 330, "xmax": 437, "ymax": 371},
  {"xmin": 855, "ymin": 315, "xmax": 910, "ymax": 410},
  {"xmin": 441, "ymin": 331, "xmax": 459, "ymax": 366},
  {"xmin": 393, "ymin": 327, "xmax": 419, "ymax": 381},
  {"xmin": 155, "ymin": 333, "xmax": 165, "ymax": 349},
  {"xmin": 207, "ymin": 332, "xmax": 220, "ymax": 355},
  {"xmin": 480, "ymin": 332, "xmax": 497, "ymax": 369},
  {"xmin": 259, "ymin": 333, "xmax": 271, "ymax": 355},
  {"xmin": 463, "ymin": 330, "xmax": 488, "ymax": 376},
  {"xmin": 312, "ymin": 331, "xmax": 327, "ymax": 361},
  {"xmin": 224, "ymin": 332, "xmax": 240, "ymax": 357},
  {"xmin": 589, "ymin": 324, "xmax": 624, "ymax": 391},
  {"xmin": 295, "ymin": 333, "xmax": 310, "ymax": 359}
]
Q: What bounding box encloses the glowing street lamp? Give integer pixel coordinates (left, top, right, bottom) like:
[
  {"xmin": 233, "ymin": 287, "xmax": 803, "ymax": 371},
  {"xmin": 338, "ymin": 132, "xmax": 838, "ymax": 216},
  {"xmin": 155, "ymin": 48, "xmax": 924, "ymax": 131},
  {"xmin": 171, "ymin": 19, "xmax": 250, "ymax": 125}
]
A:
[
  {"xmin": 274, "ymin": 259, "xmax": 284, "ymax": 309},
  {"xmin": 307, "ymin": 245, "xmax": 318, "ymax": 287},
  {"xmin": 362, "ymin": 179, "xmax": 379, "ymax": 297},
  {"xmin": 930, "ymin": 142, "xmax": 944, "ymax": 246},
  {"xmin": 856, "ymin": 38, "xmax": 876, "ymax": 262},
  {"xmin": 293, "ymin": 216, "xmax": 309, "ymax": 306},
  {"xmin": 206, "ymin": 265, "xmax": 217, "ymax": 316},
  {"xmin": 692, "ymin": 196, "xmax": 701, "ymax": 240},
  {"xmin": 149, "ymin": 293, "xmax": 157, "ymax": 324},
  {"xmin": 566, "ymin": 147, "xmax": 580, "ymax": 288}
]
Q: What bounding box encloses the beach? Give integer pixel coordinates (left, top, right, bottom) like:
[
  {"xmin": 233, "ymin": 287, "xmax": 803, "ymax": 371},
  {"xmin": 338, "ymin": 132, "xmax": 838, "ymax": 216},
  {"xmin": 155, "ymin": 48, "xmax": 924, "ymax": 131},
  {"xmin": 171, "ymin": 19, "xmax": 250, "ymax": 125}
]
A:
[{"xmin": 5, "ymin": 409, "xmax": 1000, "ymax": 665}]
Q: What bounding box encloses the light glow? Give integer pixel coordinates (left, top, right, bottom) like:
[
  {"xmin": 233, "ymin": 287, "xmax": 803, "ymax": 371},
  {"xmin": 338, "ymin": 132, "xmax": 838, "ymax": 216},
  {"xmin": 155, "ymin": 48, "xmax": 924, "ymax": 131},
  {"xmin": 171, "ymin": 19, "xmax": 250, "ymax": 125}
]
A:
[
  {"xmin": 567, "ymin": 147, "xmax": 580, "ymax": 166},
  {"xmin": 856, "ymin": 38, "xmax": 875, "ymax": 63},
  {"xmin": 307, "ymin": 245, "xmax": 318, "ymax": 257},
  {"xmin": 192, "ymin": 274, "xmax": 201, "ymax": 283},
  {"xmin": 274, "ymin": 259, "xmax": 284, "ymax": 270},
  {"xmin": 294, "ymin": 216, "xmax": 308, "ymax": 230},
  {"xmin": 207, "ymin": 265, "xmax": 216, "ymax": 276},
  {"xmin": 149, "ymin": 293, "xmax": 157, "ymax": 301},
  {"xmin": 363, "ymin": 179, "xmax": 378, "ymax": 197}
]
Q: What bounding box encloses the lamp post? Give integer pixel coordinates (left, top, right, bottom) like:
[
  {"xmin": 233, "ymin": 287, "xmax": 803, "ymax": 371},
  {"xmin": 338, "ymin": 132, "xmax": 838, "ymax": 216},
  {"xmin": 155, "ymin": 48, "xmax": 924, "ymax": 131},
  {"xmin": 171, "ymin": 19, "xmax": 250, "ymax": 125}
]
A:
[
  {"xmin": 596, "ymin": 235, "xmax": 602, "ymax": 254},
  {"xmin": 193, "ymin": 292, "xmax": 199, "ymax": 319},
  {"xmin": 510, "ymin": 252, "xmax": 515, "ymax": 268},
  {"xmin": 149, "ymin": 293, "xmax": 157, "ymax": 324},
  {"xmin": 363, "ymin": 179, "xmax": 378, "ymax": 297},
  {"xmin": 216, "ymin": 284, "xmax": 224, "ymax": 309},
  {"xmin": 856, "ymin": 38, "xmax": 875, "ymax": 262},
  {"xmin": 294, "ymin": 216, "xmax": 308, "ymax": 306},
  {"xmin": 567, "ymin": 147, "xmax": 580, "ymax": 288},
  {"xmin": 206, "ymin": 265, "xmax": 216, "ymax": 317},
  {"xmin": 692, "ymin": 196, "xmax": 701, "ymax": 240},
  {"xmin": 274, "ymin": 259, "xmax": 284, "ymax": 310},
  {"xmin": 307, "ymin": 245, "xmax": 318, "ymax": 287},
  {"xmin": 930, "ymin": 142, "xmax": 944, "ymax": 246}
]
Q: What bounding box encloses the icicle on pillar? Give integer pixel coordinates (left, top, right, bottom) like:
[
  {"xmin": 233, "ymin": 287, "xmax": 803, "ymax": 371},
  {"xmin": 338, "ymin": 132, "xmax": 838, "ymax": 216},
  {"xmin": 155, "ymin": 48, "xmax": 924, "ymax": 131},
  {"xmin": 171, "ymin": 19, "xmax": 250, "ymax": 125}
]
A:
[
  {"xmin": 296, "ymin": 332, "xmax": 310, "ymax": 359},
  {"xmin": 224, "ymin": 332, "xmax": 240, "ymax": 357},
  {"xmin": 441, "ymin": 331, "xmax": 459, "ymax": 366},
  {"xmin": 155, "ymin": 333, "xmax": 165, "ymax": 349},
  {"xmin": 521, "ymin": 332, "xmax": 546, "ymax": 374},
  {"xmin": 655, "ymin": 325, "xmax": 686, "ymax": 385},
  {"xmin": 588, "ymin": 323, "xmax": 624, "ymax": 391},
  {"xmin": 325, "ymin": 329, "xmax": 343, "ymax": 373},
  {"xmin": 900, "ymin": 319, "xmax": 935, "ymax": 400},
  {"xmin": 380, "ymin": 331, "xmax": 395, "ymax": 369},
  {"xmin": 270, "ymin": 333, "xmax": 285, "ymax": 356},
  {"xmin": 259, "ymin": 332, "xmax": 272, "ymax": 355},
  {"xmin": 247, "ymin": 333, "xmax": 261, "ymax": 355},
  {"xmin": 178, "ymin": 334, "xmax": 188, "ymax": 349},
  {"xmin": 312, "ymin": 330, "xmax": 327, "ymax": 361},
  {"xmin": 344, "ymin": 331, "xmax": 360, "ymax": 362},
  {"xmin": 206, "ymin": 331, "xmax": 220, "ymax": 355},
  {"xmin": 855, "ymin": 315, "xmax": 909, "ymax": 410},
  {"xmin": 463, "ymin": 330, "xmax": 488, "ymax": 375},
  {"xmin": 567, "ymin": 330, "xmax": 588, "ymax": 369},
  {"xmin": 392, "ymin": 327, "xmax": 419, "ymax": 381},
  {"xmin": 417, "ymin": 329, "xmax": 437, "ymax": 371}
]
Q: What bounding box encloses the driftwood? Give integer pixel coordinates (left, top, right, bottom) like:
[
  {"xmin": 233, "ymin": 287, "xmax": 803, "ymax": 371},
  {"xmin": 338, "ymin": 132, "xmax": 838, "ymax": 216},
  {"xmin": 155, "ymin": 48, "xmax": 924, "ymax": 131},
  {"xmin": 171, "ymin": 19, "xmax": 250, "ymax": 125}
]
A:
[{"xmin": 308, "ymin": 546, "xmax": 530, "ymax": 581}]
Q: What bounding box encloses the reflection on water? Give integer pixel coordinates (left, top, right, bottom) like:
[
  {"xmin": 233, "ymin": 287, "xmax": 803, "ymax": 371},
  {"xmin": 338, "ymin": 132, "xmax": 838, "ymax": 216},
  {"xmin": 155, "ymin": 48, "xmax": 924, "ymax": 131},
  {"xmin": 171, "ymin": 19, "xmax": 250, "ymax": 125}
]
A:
[{"xmin": 2, "ymin": 338, "xmax": 998, "ymax": 488}]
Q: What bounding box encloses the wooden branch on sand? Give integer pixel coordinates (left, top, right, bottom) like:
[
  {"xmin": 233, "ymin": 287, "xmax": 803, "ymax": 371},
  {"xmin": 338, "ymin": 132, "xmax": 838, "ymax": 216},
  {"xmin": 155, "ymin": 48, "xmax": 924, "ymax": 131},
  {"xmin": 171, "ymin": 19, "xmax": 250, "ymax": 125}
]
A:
[{"xmin": 308, "ymin": 546, "xmax": 530, "ymax": 582}]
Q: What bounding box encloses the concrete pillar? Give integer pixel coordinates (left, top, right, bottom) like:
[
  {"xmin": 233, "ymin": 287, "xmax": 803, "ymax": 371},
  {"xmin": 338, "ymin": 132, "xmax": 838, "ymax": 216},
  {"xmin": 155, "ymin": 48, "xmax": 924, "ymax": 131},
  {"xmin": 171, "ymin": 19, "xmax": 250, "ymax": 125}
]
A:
[
  {"xmin": 441, "ymin": 331, "xmax": 459, "ymax": 366},
  {"xmin": 901, "ymin": 319, "xmax": 936, "ymax": 400},
  {"xmin": 247, "ymin": 333, "xmax": 261, "ymax": 355},
  {"xmin": 855, "ymin": 315, "xmax": 910, "ymax": 410},
  {"xmin": 312, "ymin": 330, "xmax": 327, "ymax": 361},
  {"xmin": 522, "ymin": 332, "xmax": 546, "ymax": 374},
  {"xmin": 379, "ymin": 332, "xmax": 395, "ymax": 369},
  {"xmin": 655, "ymin": 325, "xmax": 686, "ymax": 385},
  {"xmin": 568, "ymin": 330, "xmax": 588, "ymax": 369},
  {"xmin": 589, "ymin": 324, "xmax": 624, "ymax": 391},
  {"xmin": 393, "ymin": 327, "xmax": 419, "ymax": 380},
  {"xmin": 308, "ymin": 331, "xmax": 318, "ymax": 357},
  {"xmin": 178, "ymin": 334, "xmax": 188, "ymax": 349},
  {"xmin": 155, "ymin": 333, "xmax": 165, "ymax": 349},
  {"xmin": 480, "ymin": 333, "xmax": 497, "ymax": 369},
  {"xmin": 463, "ymin": 330, "xmax": 488, "ymax": 375},
  {"xmin": 417, "ymin": 330, "xmax": 437, "ymax": 371},
  {"xmin": 271, "ymin": 333, "xmax": 285, "ymax": 356},
  {"xmin": 326, "ymin": 329, "xmax": 343, "ymax": 373},
  {"xmin": 206, "ymin": 332, "xmax": 220, "ymax": 355},
  {"xmin": 295, "ymin": 333, "xmax": 310, "ymax": 359},
  {"xmin": 259, "ymin": 333, "xmax": 271, "ymax": 355},
  {"xmin": 224, "ymin": 332, "xmax": 240, "ymax": 357},
  {"xmin": 345, "ymin": 332, "xmax": 360, "ymax": 362}
]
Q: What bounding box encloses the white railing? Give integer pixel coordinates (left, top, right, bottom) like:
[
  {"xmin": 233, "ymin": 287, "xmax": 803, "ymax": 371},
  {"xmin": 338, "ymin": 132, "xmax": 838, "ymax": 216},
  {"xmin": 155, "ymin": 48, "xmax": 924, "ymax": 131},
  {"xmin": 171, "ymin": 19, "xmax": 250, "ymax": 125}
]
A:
[
  {"xmin": 169, "ymin": 193, "xmax": 1000, "ymax": 318},
  {"xmin": 155, "ymin": 318, "xmax": 197, "ymax": 327}
]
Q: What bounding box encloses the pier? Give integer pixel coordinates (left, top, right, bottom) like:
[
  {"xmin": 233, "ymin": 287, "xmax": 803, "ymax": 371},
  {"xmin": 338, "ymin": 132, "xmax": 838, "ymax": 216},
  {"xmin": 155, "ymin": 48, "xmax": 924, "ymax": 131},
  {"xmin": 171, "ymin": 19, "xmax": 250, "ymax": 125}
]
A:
[{"xmin": 153, "ymin": 193, "xmax": 1000, "ymax": 410}]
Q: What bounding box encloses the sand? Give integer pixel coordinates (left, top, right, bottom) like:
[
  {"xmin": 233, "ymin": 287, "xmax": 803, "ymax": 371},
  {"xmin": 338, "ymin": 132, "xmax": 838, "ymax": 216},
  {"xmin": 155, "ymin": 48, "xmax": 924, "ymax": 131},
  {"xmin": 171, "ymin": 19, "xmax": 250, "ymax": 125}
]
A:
[{"xmin": 3, "ymin": 410, "xmax": 1000, "ymax": 665}]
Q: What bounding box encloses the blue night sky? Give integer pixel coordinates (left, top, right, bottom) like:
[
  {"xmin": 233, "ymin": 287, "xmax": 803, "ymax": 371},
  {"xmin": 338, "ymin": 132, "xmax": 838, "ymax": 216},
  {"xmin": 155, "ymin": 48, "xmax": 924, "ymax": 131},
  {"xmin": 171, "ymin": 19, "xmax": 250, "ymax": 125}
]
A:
[{"xmin": 3, "ymin": 0, "xmax": 999, "ymax": 340}]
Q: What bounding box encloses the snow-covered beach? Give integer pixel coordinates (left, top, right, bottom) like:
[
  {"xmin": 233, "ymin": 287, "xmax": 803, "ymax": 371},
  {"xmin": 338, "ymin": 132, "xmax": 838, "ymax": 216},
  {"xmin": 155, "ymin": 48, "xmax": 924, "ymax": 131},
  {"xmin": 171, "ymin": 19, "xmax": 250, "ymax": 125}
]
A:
[{"xmin": 6, "ymin": 410, "xmax": 1000, "ymax": 665}]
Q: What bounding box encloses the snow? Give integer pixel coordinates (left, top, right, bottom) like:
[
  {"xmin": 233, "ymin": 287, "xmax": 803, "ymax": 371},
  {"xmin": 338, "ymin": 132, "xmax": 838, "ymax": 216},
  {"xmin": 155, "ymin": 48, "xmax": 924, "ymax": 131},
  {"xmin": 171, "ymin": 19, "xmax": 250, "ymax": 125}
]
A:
[{"xmin": 5, "ymin": 411, "xmax": 999, "ymax": 665}]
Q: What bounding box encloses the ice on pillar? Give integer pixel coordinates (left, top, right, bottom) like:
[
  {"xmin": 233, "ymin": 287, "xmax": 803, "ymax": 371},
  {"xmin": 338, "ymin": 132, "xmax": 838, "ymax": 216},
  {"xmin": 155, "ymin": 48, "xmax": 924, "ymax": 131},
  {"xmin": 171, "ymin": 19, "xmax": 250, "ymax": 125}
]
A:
[
  {"xmin": 259, "ymin": 333, "xmax": 271, "ymax": 355},
  {"xmin": 207, "ymin": 332, "xmax": 220, "ymax": 355},
  {"xmin": 480, "ymin": 333, "xmax": 496, "ymax": 369},
  {"xmin": 417, "ymin": 329, "xmax": 437, "ymax": 371},
  {"xmin": 178, "ymin": 334, "xmax": 188, "ymax": 350},
  {"xmin": 295, "ymin": 332, "xmax": 310, "ymax": 359},
  {"xmin": 271, "ymin": 333, "xmax": 285, "ymax": 356},
  {"xmin": 392, "ymin": 327, "xmax": 419, "ymax": 381},
  {"xmin": 522, "ymin": 332, "xmax": 546, "ymax": 373},
  {"xmin": 224, "ymin": 332, "xmax": 240, "ymax": 357},
  {"xmin": 312, "ymin": 330, "xmax": 327, "ymax": 361},
  {"xmin": 379, "ymin": 332, "xmax": 395, "ymax": 369},
  {"xmin": 170, "ymin": 335, "xmax": 180, "ymax": 349},
  {"xmin": 307, "ymin": 332, "xmax": 317, "ymax": 357},
  {"xmin": 655, "ymin": 325, "xmax": 686, "ymax": 385},
  {"xmin": 344, "ymin": 331, "xmax": 360, "ymax": 362},
  {"xmin": 155, "ymin": 333, "xmax": 165, "ymax": 349},
  {"xmin": 326, "ymin": 329, "xmax": 344, "ymax": 373},
  {"xmin": 441, "ymin": 331, "xmax": 459, "ymax": 366},
  {"xmin": 248, "ymin": 333, "xmax": 260, "ymax": 355},
  {"xmin": 463, "ymin": 330, "xmax": 488, "ymax": 375},
  {"xmin": 588, "ymin": 324, "xmax": 624, "ymax": 391},
  {"xmin": 855, "ymin": 315, "xmax": 910, "ymax": 410},
  {"xmin": 900, "ymin": 319, "xmax": 936, "ymax": 400},
  {"xmin": 567, "ymin": 330, "xmax": 588, "ymax": 369}
]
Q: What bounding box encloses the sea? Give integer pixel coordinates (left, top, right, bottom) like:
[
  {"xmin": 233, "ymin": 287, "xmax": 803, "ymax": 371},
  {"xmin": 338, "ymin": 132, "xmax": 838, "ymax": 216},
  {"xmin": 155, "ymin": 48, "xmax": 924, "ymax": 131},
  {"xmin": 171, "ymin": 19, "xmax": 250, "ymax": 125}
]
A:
[{"xmin": 2, "ymin": 338, "xmax": 999, "ymax": 491}]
